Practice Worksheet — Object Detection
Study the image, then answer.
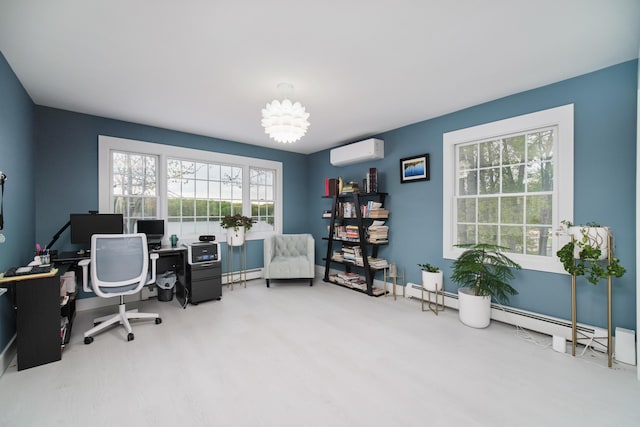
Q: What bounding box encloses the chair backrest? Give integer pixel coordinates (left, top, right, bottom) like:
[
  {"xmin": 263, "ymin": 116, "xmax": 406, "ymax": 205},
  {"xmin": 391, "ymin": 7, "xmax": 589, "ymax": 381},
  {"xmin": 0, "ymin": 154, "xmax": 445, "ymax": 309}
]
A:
[
  {"xmin": 90, "ymin": 233, "xmax": 149, "ymax": 295},
  {"xmin": 274, "ymin": 234, "xmax": 311, "ymax": 257}
]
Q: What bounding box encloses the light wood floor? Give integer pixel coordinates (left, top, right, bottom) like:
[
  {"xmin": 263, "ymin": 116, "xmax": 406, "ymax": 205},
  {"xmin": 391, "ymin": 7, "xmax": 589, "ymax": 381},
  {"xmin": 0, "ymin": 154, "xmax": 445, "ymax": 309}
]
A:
[{"xmin": 1, "ymin": 279, "xmax": 639, "ymax": 427}]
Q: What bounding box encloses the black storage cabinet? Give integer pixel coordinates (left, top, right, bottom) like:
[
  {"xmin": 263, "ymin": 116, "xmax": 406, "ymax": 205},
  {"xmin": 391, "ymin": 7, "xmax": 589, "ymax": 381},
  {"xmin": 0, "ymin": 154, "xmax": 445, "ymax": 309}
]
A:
[{"xmin": 182, "ymin": 261, "xmax": 222, "ymax": 304}]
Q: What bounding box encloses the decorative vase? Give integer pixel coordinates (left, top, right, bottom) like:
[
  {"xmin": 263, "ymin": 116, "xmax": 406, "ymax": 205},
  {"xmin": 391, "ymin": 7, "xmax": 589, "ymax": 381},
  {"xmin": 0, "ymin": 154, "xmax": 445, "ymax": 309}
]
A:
[
  {"xmin": 458, "ymin": 287, "xmax": 491, "ymax": 328},
  {"xmin": 226, "ymin": 226, "xmax": 246, "ymax": 247},
  {"xmin": 421, "ymin": 270, "xmax": 443, "ymax": 292},
  {"xmin": 568, "ymin": 226, "xmax": 609, "ymax": 260}
]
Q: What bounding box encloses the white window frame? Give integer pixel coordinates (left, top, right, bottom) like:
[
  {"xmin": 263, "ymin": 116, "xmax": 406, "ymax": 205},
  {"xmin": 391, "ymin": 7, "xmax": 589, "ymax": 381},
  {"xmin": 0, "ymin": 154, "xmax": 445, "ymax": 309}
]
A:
[
  {"xmin": 443, "ymin": 104, "xmax": 574, "ymax": 274},
  {"xmin": 98, "ymin": 135, "xmax": 283, "ymax": 244}
]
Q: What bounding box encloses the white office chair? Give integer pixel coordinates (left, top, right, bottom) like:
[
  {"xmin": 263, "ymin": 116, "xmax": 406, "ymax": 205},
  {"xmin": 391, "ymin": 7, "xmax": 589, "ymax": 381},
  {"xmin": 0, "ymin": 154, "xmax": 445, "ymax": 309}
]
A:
[{"xmin": 79, "ymin": 233, "xmax": 161, "ymax": 344}]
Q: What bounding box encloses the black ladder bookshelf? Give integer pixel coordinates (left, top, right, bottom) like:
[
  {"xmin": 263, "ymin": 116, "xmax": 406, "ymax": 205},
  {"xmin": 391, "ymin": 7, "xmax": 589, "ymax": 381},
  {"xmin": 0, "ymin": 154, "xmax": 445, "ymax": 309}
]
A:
[{"xmin": 322, "ymin": 192, "xmax": 389, "ymax": 296}]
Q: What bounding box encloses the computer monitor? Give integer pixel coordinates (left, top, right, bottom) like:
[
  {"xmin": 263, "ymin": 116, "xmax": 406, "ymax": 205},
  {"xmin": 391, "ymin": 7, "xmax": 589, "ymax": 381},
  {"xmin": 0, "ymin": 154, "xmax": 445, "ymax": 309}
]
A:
[
  {"xmin": 70, "ymin": 213, "xmax": 124, "ymax": 245},
  {"xmin": 136, "ymin": 219, "xmax": 165, "ymax": 241}
]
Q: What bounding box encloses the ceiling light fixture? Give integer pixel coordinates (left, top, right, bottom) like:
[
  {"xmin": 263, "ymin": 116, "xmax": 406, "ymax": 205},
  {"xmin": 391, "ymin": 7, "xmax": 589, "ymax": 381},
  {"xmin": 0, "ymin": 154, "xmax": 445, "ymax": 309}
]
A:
[{"xmin": 261, "ymin": 83, "xmax": 310, "ymax": 143}]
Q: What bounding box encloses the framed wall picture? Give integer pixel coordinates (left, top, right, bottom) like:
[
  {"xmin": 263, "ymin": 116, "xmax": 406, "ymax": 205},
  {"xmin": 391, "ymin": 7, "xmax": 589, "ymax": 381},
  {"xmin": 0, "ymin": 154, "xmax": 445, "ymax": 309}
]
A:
[{"xmin": 400, "ymin": 153, "xmax": 430, "ymax": 183}]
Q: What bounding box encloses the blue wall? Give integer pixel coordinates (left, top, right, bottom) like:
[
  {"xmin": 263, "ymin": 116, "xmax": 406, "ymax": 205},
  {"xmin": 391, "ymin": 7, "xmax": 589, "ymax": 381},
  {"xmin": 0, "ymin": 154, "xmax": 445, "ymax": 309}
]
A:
[
  {"xmin": 0, "ymin": 52, "xmax": 36, "ymax": 351},
  {"xmin": 33, "ymin": 107, "xmax": 311, "ymax": 270},
  {"xmin": 309, "ymin": 60, "xmax": 638, "ymax": 331}
]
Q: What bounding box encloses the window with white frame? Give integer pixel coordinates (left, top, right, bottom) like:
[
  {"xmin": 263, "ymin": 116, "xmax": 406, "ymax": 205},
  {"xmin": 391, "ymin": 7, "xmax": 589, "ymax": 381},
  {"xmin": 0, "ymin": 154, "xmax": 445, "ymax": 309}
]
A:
[
  {"xmin": 111, "ymin": 151, "xmax": 158, "ymax": 233},
  {"xmin": 98, "ymin": 136, "xmax": 283, "ymax": 243},
  {"xmin": 443, "ymin": 104, "xmax": 574, "ymax": 274},
  {"xmin": 250, "ymin": 167, "xmax": 275, "ymax": 232}
]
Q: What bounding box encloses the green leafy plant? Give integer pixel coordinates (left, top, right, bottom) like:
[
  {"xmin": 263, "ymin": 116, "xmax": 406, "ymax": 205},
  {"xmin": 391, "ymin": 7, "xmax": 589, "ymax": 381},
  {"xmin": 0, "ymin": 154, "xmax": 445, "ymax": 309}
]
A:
[
  {"xmin": 451, "ymin": 243, "xmax": 521, "ymax": 304},
  {"xmin": 220, "ymin": 214, "xmax": 255, "ymax": 231},
  {"xmin": 556, "ymin": 220, "xmax": 625, "ymax": 285},
  {"xmin": 418, "ymin": 263, "xmax": 440, "ymax": 273}
]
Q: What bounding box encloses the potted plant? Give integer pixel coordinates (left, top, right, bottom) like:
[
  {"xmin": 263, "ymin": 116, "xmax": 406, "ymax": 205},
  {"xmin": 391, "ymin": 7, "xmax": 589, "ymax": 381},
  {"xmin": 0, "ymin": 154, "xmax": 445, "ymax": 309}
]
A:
[
  {"xmin": 556, "ymin": 220, "xmax": 625, "ymax": 284},
  {"xmin": 221, "ymin": 214, "xmax": 254, "ymax": 246},
  {"xmin": 417, "ymin": 263, "xmax": 442, "ymax": 293},
  {"xmin": 450, "ymin": 243, "xmax": 521, "ymax": 328}
]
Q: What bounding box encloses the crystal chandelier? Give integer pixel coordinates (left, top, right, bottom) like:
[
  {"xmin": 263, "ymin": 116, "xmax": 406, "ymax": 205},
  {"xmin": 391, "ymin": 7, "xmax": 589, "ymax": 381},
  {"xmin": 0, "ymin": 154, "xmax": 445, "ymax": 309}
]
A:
[{"xmin": 261, "ymin": 83, "xmax": 310, "ymax": 143}]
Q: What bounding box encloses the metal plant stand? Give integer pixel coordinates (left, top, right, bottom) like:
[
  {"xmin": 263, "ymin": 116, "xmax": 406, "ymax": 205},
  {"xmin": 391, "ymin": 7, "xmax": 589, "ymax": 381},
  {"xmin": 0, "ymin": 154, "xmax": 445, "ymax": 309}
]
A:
[
  {"xmin": 570, "ymin": 233, "xmax": 613, "ymax": 367},
  {"xmin": 226, "ymin": 240, "xmax": 246, "ymax": 290}
]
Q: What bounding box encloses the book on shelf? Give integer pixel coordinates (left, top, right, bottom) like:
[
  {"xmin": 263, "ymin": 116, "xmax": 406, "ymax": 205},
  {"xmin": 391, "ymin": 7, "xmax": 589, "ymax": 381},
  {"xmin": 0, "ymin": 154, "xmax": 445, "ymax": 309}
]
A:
[
  {"xmin": 369, "ymin": 168, "xmax": 378, "ymax": 193},
  {"xmin": 324, "ymin": 178, "xmax": 339, "ymax": 196}
]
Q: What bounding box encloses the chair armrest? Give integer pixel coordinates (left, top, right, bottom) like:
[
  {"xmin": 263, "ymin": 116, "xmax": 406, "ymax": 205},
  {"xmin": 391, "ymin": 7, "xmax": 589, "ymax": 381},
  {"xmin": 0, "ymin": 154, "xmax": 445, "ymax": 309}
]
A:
[
  {"xmin": 306, "ymin": 234, "xmax": 315, "ymax": 275},
  {"xmin": 147, "ymin": 253, "xmax": 159, "ymax": 285},
  {"xmin": 263, "ymin": 235, "xmax": 275, "ymax": 277},
  {"xmin": 78, "ymin": 258, "xmax": 91, "ymax": 292}
]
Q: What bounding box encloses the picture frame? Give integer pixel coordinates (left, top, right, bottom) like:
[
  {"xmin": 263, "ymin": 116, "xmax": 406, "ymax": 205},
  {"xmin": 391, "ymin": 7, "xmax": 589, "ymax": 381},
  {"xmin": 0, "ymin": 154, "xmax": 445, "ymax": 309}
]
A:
[{"xmin": 400, "ymin": 153, "xmax": 430, "ymax": 183}]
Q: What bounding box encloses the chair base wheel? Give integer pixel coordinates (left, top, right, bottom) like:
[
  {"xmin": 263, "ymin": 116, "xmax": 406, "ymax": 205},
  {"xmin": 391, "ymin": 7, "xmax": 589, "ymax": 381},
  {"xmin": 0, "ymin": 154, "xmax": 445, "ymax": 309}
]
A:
[
  {"xmin": 127, "ymin": 333, "xmax": 134, "ymax": 341},
  {"xmin": 155, "ymin": 317, "xmax": 162, "ymax": 325},
  {"xmin": 84, "ymin": 336, "xmax": 93, "ymax": 345}
]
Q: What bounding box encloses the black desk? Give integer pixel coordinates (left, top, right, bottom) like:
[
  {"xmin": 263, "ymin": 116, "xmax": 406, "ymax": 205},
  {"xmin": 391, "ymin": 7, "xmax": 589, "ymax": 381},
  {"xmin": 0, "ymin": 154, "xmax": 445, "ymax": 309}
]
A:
[
  {"xmin": 0, "ymin": 265, "xmax": 73, "ymax": 371},
  {"xmin": 54, "ymin": 246, "xmax": 188, "ymax": 304}
]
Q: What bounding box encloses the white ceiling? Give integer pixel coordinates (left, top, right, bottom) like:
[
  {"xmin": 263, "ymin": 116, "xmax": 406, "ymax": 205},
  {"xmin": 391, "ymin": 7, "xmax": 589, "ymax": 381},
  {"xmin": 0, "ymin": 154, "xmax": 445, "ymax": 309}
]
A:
[{"xmin": 1, "ymin": 1, "xmax": 639, "ymax": 155}]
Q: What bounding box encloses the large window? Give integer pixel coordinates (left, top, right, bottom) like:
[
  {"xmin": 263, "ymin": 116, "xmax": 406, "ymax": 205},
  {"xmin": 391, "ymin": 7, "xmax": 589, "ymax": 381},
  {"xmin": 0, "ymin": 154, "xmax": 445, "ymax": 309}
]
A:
[
  {"xmin": 98, "ymin": 136, "xmax": 283, "ymax": 243},
  {"xmin": 443, "ymin": 105, "xmax": 574, "ymax": 273}
]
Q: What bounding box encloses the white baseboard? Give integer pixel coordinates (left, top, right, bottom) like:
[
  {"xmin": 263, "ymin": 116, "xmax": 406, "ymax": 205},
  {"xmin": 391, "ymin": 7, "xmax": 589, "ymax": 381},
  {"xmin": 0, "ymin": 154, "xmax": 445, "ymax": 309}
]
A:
[{"xmin": 0, "ymin": 335, "xmax": 16, "ymax": 377}]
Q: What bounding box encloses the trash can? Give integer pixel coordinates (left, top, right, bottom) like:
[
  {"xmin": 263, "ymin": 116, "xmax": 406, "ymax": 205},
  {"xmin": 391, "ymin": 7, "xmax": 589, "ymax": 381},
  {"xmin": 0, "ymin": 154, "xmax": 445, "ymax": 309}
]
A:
[{"xmin": 156, "ymin": 271, "xmax": 176, "ymax": 302}]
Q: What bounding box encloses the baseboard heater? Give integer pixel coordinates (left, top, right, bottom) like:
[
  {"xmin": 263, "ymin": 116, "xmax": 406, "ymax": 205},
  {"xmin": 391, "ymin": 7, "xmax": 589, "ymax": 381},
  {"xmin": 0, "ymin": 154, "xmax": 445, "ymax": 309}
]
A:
[
  {"xmin": 222, "ymin": 268, "xmax": 263, "ymax": 285},
  {"xmin": 405, "ymin": 286, "xmax": 608, "ymax": 349}
]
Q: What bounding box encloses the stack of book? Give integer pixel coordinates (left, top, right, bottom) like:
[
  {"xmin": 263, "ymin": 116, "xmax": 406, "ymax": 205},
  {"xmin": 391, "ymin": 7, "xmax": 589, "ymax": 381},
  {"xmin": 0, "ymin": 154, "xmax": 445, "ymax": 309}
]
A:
[
  {"xmin": 340, "ymin": 181, "xmax": 360, "ymax": 194},
  {"xmin": 335, "ymin": 272, "xmax": 361, "ymax": 284},
  {"xmin": 367, "ymin": 222, "xmax": 389, "ymax": 243},
  {"xmin": 342, "ymin": 245, "xmax": 363, "ymax": 264},
  {"xmin": 368, "ymin": 208, "xmax": 389, "ymax": 218},
  {"xmin": 367, "ymin": 257, "xmax": 389, "ymax": 269}
]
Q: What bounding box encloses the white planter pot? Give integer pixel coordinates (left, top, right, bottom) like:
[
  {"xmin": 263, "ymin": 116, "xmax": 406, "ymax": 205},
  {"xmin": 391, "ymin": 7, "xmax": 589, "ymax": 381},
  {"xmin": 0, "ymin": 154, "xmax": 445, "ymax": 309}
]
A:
[
  {"xmin": 226, "ymin": 226, "xmax": 246, "ymax": 247},
  {"xmin": 568, "ymin": 226, "xmax": 609, "ymax": 260},
  {"xmin": 458, "ymin": 287, "xmax": 491, "ymax": 328},
  {"xmin": 421, "ymin": 270, "xmax": 443, "ymax": 292}
]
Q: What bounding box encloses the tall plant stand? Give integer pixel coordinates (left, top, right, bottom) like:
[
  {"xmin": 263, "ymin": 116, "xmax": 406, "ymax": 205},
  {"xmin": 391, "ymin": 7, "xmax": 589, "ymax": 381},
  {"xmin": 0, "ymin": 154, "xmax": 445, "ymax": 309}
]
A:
[
  {"xmin": 570, "ymin": 233, "xmax": 613, "ymax": 367},
  {"xmin": 383, "ymin": 264, "xmax": 404, "ymax": 300},
  {"xmin": 226, "ymin": 241, "xmax": 246, "ymax": 290}
]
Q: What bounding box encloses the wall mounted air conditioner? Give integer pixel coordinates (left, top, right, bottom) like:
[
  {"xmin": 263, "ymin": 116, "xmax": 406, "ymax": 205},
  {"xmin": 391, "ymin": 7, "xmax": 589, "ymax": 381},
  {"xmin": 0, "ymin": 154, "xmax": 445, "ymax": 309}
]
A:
[{"xmin": 330, "ymin": 138, "xmax": 384, "ymax": 167}]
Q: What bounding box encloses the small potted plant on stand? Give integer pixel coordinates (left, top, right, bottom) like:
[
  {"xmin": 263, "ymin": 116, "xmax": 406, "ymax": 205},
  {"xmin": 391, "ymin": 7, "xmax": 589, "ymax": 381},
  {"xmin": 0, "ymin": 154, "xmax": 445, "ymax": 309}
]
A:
[
  {"xmin": 556, "ymin": 221, "xmax": 625, "ymax": 284},
  {"xmin": 417, "ymin": 263, "xmax": 444, "ymax": 314},
  {"xmin": 451, "ymin": 243, "xmax": 521, "ymax": 328},
  {"xmin": 418, "ymin": 263, "xmax": 443, "ymax": 293},
  {"xmin": 221, "ymin": 214, "xmax": 254, "ymax": 246}
]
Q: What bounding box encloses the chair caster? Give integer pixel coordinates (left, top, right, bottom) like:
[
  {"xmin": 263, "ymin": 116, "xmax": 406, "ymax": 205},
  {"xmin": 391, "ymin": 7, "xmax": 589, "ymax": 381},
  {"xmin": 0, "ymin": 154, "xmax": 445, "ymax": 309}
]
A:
[
  {"xmin": 155, "ymin": 317, "xmax": 162, "ymax": 325},
  {"xmin": 84, "ymin": 336, "xmax": 93, "ymax": 345},
  {"xmin": 127, "ymin": 333, "xmax": 134, "ymax": 341}
]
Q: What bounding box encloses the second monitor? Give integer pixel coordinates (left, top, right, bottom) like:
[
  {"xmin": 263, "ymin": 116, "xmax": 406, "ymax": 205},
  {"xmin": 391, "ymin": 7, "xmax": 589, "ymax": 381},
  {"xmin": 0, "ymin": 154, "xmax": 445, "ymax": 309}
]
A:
[{"xmin": 136, "ymin": 219, "xmax": 165, "ymax": 248}]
